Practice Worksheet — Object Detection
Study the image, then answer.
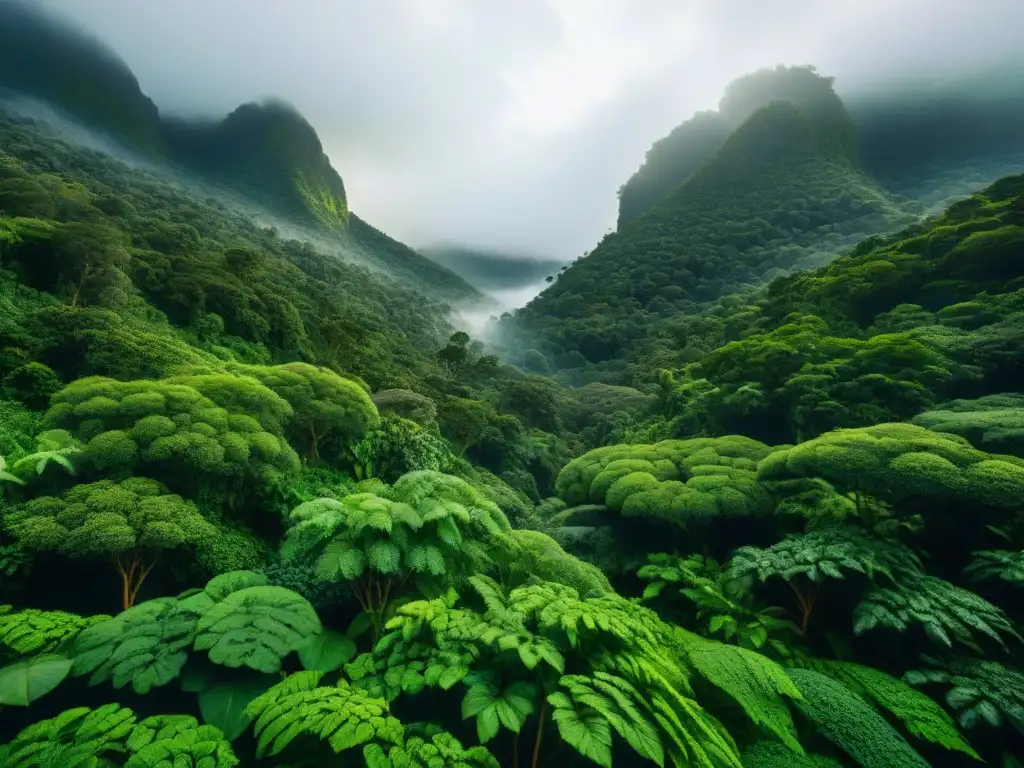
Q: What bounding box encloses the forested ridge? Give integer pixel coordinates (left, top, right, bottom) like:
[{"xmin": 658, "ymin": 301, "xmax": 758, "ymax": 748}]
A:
[
  {"xmin": 0, "ymin": 1, "xmax": 478, "ymax": 304},
  {"xmin": 2, "ymin": 14, "xmax": 1024, "ymax": 768}
]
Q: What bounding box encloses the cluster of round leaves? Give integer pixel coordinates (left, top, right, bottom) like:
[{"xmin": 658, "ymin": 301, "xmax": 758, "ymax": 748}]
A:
[
  {"xmin": 42, "ymin": 375, "xmax": 300, "ymax": 488},
  {"xmin": 70, "ymin": 570, "xmax": 322, "ymax": 693},
  {"xmin": 758, "ymin": 423, "xmax": 1024, "ymax": 511},
  {"xmin": 237, "ymin": 362, "xmax": 380, "ymax": 459},
  {"xmin": 554, "ymin": 435, "xmax": 778, "ymax": 528},
  {"xmin": 5, "ymin": 477, "xmax": 215, "ymax": 562}
]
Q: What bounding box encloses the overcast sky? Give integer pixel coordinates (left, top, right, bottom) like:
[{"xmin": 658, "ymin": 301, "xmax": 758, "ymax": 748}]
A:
[{"xmin": 37, "ymin": 0, "xmax": 1024, "ymax": 260}]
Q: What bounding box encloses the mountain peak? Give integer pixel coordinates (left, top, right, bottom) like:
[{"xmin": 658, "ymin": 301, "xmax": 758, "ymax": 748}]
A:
[
  {"xmin": 164, "ymin": 99, "xmax": 349, "ymax": 231},
  {"xmin": 0, "ymin": 0, "xmax": 164, "ymax": 154},
  {"xmin": 617, "ymin": 64, "xmax": 855, "ymax": 228}
]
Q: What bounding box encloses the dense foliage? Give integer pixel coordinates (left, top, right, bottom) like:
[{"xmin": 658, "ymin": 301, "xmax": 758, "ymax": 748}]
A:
[{"xmin": 2, "ymin": 23, "xmax": 1024, "ymax": 768}]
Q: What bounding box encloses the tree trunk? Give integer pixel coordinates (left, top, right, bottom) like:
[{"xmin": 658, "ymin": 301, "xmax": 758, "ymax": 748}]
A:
[
  {"xmin": 531, "ymin": 700, "xmax": 547, "ymax": 768},
  {"xmin": 70, "ymin": 264, "xmax": 92, "ymax": 308},
  {"xmin": 114, "ymin": 552, "xmax": 156, "ymax": 610}
]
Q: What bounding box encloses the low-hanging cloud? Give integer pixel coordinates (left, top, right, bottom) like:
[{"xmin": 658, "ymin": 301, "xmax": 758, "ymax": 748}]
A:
[{"xmin": 36, "ymin": 0, "xmax": 1024, "ymax": 259}]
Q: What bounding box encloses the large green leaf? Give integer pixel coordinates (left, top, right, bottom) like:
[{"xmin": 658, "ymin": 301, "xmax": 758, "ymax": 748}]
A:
[
  {"xmin": 297, "ymin": 630, "xmax": 357, "ymax": 673},
  {"xmin": 198, "ymin": 676, "xmax": 275, "ymax": 741},
  {"xmin": 194, "ymin": 586, "xmax": 322, "ymax": 673},
  {"xmin": 0, "ymin": 654, "xmax": 73, "ymax": 706},
  {"xmin": 549, "ymin": 691, "xmax": 613, "ymax": 768}
]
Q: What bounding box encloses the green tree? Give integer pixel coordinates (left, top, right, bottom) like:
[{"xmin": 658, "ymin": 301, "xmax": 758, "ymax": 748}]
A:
[
  {"xmin": 5, "ymin": 477, "xmax": 216, "ymax": 608},
  {"xmin": 41, "ymin": 374, "xmax": 300, "ymax": 498},
  {"xmin": 239, "ymin": 362, "xmax": 379, "ymax": 460},
  {"xmin": 282, "ymin": 471, "xmax": 510, "ymax": 641}
]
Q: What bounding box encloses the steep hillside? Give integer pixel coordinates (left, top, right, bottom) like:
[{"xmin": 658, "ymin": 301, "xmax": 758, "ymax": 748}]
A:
[
  {"xmin": 645, "ymin": 174, "xmax": 1024, "ymax": 445},
  {"xmin": 0, "ymin": 0, "xmax": 165, "ymax": 155},
  {"xmin": 0, "ymin": 2, "xmax": 477, "ymax": 303},
  {"xmin": 503, "ymin": 87, "xmax": 912, "ymax": 374},
  {"xmin": 342, "ymin": 215, "xmax": 480, "ymax": 302},
  {"xmin": 617, "ymin": 65, "xmax": 852, "ymax": 228},
  {"xmin": 163, "ymin": 101, "xmax": 349, "ymax": 232},
  {"xmin": 616, "ymin": 111, "xmax": 730, "ymax": 228},
  {"xmin": 420, "ymin": 245, "xmax": 568, "ymax": 291},
  {"xmin": 618, "ymin": 65, "xmax": 1024, "ymax": 227}
]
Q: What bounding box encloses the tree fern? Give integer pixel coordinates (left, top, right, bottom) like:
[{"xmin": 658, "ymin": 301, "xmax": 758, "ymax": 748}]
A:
[
  {"xmin": 350, "ymin": 580, "xmax": 748, "ymax": 768},
  {"xmin": 245, "ymin": 670, "xmax": 404, "ymax": 758},
  {"xmin": 854, "ymin": 573, "xmax": 1022, "ymax": 650},
  {"xmin": 964, "ymin": 549, "xmax": 1024, "ymax": 586},
  {"xmin": 0, "ymin": 607, "xmax": 110, "ymax": 655},
  {"xmin": 283, "ymin": 472, "xmax": 512, "ymax": 642},
  {"xmin": 677, "ymin": 630, "xmax": 803, "ymax": 753},
  {"xmin": 785, "ymin": 667, "xmax": 929, "ymax": 768},
  {"xmin": 816, "ymin": 660, "xmax": 979, "ymax": 758},
  {"xmin": 906, "ymin": 657, "xmax": 1024, "ymax": 735},
  {"xmin": 729, "ymin": 526, "xmax": 920, "ymax": 636},
  {"xmin": 730, "ymin": 527, "xmax": 920, "ymax": 585}
]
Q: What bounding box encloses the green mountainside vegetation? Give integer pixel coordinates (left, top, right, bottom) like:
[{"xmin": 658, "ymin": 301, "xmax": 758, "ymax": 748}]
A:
[
  {"xmin": 500, "ymin": 68, "xmax": 916, "ymax": 380},
  {"xmin": 2, "ymin": 8, "xmax": 1024, "ymax": 768},
  {"xmin": 0, "ymin": 1, "xmax": 476, "ymax": 304},
  {"xmin": 617, "ymin": 65, "xmax": 1024, "ymax": 230}
]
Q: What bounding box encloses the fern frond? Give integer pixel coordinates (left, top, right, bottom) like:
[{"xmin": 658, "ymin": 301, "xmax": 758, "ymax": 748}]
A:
[
  {"xmin": 0, "ymin": 608, "xmax": 110, "ymax": 655},
  {"xmin": 554, "ymin": 673, "xmax": 666, "ymax": 766},
  {"xmin": 678, "ymin": 630, "xmax": 802, "ymax": 753},
  {"xmin": 964, "ymin": 549, "xmax": 1024, "ymax": 586},
  {"xmin": 364, "ymin": 730, "xmax": 500, "ymax": 768},
  {"xmin": 245, "ymin": 671, "xmax": 404, "ymax": 758},
  {"xmin": 72, "ymin": 596, "xmax": 203, "ymax": 694},
  {"xmin": 905, "ymin": 656, "xmax": 1024, "ymax": 735},
  {"xmin": 548, "ymin": 691, "xmax": 614, "ymax": 768},
  {"xmin": 785, "ymin": 667, "xmax": 929, "ymax": 768},
  {"xmin": 855, "ymin": 573, "xmax": 1021, "ymax": 649},
  {"xmin": 818, "ymin": 660, "xmax": 979, "ymax": 759},
  {"xmin": 124, "ymin": 715, "xmax": 238, "ymax": 767},
  {"xmin": 0, "ymin": 703, "xmax": 136, "ymax": 767}
]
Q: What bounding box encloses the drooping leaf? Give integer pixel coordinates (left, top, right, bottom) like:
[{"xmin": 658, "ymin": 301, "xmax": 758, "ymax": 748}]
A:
[
  {"xmin": 549, "ymin": 691, "xmax": 614, "ymax": 768},
  {"xmin": 297, "ymin": 630, "xmax": 357, "ymax": 673},
  {"xmin": 680, "ymin": 630, "xmax": 803, "ymax": 753},
  {"xmin": 0, "ymin": 654, "xmax": 73, "ymax": 706},
  {"xmin": 198, "ymin": 676, "xmax": 275, "ymax": 741},
  {"xmin": 786, "ymin": 667, "xmax": 929, "ymax": 768}
]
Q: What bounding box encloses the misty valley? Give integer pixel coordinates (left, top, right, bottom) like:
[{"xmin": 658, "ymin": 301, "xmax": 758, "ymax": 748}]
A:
[{"xmin": 2, "ymin": 2, "xmax": 1024, "ymax": 767}]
